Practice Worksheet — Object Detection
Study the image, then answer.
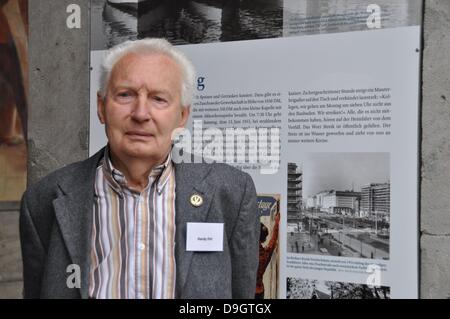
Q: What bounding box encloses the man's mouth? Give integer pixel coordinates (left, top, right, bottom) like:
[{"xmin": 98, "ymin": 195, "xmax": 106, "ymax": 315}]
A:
[{"xmin": 125, "ymin": 131, "xmax": 154, "ymax": 139}]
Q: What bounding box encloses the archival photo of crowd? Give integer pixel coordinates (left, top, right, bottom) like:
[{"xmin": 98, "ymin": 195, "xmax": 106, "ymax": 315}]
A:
[
  {"xmin": 287, "ymin": 153, "xmax": 390, "ymax": 260},
  {"xmin": 91, "ymin": 0, "xmax": 283, "ymax": 50},
  {"xmin": 286, "ymin": 277, "xmax": 390, "ymax": 299},
  {"xmin": 256, "ymin": 194, "xmax": 280, "ymax": 299}
]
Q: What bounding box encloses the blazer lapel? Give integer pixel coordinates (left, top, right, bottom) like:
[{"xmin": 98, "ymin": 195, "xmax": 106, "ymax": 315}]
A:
[
  {"xmin": 174, "ymin": 162, "xmax": 215, "ymax": 298},
  {"xmin": 52, "ymin": 149, "xmax": 104, "ymax": 299}
]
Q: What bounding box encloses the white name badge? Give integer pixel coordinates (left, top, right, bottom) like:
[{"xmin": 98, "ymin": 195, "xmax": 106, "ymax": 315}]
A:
[{"xmin": 186, "ymin": 222, "xmax": 224, "ymax": 252}]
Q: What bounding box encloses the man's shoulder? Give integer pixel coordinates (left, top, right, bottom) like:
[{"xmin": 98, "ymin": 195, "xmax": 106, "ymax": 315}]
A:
[
  {"xmin": 176, "ymin": 161, "xmax": 253, "ymax": 190},
  {"xmin": 31, "ymin": 159, "xmax": 88, "ymax": 186},
  {"xmin": 24, "ymin": 150, "xmax": 103, "ymax": 200},
  {"xmin": 210, "ymin": 162, "xmax": 251, "ymax": 182}
]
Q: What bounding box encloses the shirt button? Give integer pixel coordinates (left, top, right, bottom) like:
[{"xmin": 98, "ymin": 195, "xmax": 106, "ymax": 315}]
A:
[{"xmin": 138, "ymin": 243, "xmax": 145, "ymax": 250}]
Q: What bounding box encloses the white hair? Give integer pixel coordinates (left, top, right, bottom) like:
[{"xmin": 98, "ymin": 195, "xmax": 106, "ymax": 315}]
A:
[{"xmin": 99, "ymin": 38, "xmax": 196, "ymax": 108}]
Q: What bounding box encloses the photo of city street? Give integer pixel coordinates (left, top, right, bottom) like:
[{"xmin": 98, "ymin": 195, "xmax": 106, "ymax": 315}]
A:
[
  {"xmin": 287, "ymin": 153, "xmax": 390, "ymax": 260},
  {"xmin": 286, "ymin": 277, "xmax": 390, "ymax": 299}
]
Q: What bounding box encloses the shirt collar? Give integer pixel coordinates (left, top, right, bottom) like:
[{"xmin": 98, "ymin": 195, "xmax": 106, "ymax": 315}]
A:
[{"xmin": 102, "ymin": 145, "xmax": 173, "ymax": 195}]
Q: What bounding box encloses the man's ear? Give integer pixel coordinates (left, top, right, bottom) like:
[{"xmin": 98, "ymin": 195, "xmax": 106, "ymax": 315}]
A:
[
  {"xmin": 97, "ymin": 92, "xmax": 106, "ymax": 124},
  {"xmin": 179, "ymin": 106, "xmax": 191, "ymax": 127}
]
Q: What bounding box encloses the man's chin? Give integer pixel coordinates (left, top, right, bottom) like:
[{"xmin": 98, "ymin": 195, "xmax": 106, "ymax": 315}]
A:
[
  {"xmin": 124, "ymin": 148, "xmax": 156, "ymax": 159},
  {"xmin": 121, "ymin": 145, "xmax": 163, "ymax": 160}
]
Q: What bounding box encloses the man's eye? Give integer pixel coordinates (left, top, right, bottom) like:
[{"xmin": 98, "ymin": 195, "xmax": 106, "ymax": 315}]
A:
[
  {"xmin": 115, "ymin": 91, "xmax": 135, "ymax": 103},
  {"xmin": 118, "ymin": 92, "xmax": 132, "ymax": 98},
  {"xmin": 154, "ymin": 96, "xmax": 166, "ymax": 102}
]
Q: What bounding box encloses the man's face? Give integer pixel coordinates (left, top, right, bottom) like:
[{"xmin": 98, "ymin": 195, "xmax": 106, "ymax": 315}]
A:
[{"xmin": 97, "ymin": 53, "xmax": 190, "ymax": 163}]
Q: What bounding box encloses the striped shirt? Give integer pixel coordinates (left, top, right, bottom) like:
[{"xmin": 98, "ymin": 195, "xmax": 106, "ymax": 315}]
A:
[{"xmin": 89, "ymin": 147, "xmax": 176, "ymax": 299}]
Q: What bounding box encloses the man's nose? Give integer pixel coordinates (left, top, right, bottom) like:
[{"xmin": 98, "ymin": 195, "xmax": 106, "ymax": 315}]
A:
[{"xmin": 131, "ymin": 94, "xmax": 151, "ymax": 122}]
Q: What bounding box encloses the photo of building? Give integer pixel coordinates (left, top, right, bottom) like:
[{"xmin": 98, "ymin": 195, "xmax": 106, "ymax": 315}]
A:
[{"xmin": 287, "ymin": 163, "xmax": 302, "ymax": 216}]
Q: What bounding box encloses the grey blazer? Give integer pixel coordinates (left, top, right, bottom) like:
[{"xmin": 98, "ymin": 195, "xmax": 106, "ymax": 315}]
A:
[{"xmin": 19, "ymin": 148, "xmax": 259, "ymax": 299}]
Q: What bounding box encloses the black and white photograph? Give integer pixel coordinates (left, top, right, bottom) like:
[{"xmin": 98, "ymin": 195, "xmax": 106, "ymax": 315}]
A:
[
  {"xmin": 287, "ymin": 153, "xmax": 390, "ymax": 260},
  {"xmin": 91, "ymin": 0, "xmax": 283, "ymax": 50},
  {"xmin": 286, "ymin": 277, "xmax": 390, "ymax": 299},
  {"xmin": 91, "ymin": 0, "xmax": 138, "ymax": 50}
]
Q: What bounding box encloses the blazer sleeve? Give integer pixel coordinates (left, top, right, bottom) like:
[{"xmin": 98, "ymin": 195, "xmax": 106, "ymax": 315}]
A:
[
  {"xmin": 19, "ymin": 190, "xmax": 46, "ymax": 299},
  {"xmin": 229, "ymin": 173, "xmax": 260, "ymax": 298}
]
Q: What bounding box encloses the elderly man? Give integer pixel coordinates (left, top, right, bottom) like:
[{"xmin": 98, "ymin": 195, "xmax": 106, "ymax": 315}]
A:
[{"xmin": 20, "ymin": 38, "xmax": 259, "ymax": 299}]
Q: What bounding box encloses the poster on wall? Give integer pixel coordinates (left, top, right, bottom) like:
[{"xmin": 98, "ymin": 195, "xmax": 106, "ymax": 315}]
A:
[
  {"xmin": 0, "ymin": 0, "xmax": 28, "ymax": 206},
  {"xmin": 89, "ymin": 0, "xmax": 422, "ymax": 299},
  {"xmin": 257, "ymin": 194, "xmax": 280, "ymax": 299}
]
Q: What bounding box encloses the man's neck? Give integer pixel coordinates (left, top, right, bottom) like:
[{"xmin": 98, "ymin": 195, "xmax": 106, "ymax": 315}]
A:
[{"xmin": 109, "ymin": 150, "xmax": 168, "ymax": 192}]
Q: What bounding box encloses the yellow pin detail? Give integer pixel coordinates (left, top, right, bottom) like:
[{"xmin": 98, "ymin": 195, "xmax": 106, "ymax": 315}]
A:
[{"xmin": 190, "ymin": 194, "xmax": 203, "ymax": 207}]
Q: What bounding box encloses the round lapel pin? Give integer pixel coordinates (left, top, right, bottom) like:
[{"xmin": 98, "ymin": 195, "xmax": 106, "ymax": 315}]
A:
[{"xmin": 190, "ymin": 194, "xmax": 203, "ymax": 207}]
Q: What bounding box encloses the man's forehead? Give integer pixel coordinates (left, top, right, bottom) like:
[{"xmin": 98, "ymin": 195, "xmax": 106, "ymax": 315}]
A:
[
  {"xmin": 113, "ymin": 53, "xmax": 179, "ymax": 73},
  {"xmin": 109, "ymin": 53, "xmax": 181, "ymax": 84}
]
